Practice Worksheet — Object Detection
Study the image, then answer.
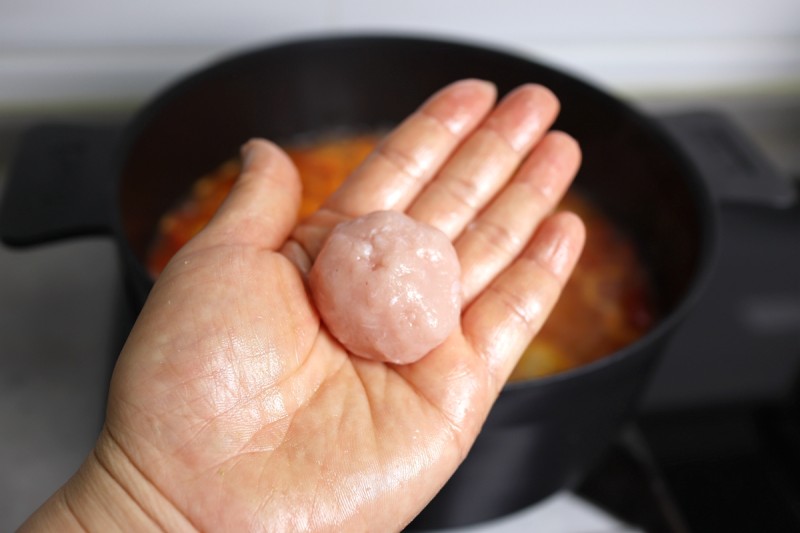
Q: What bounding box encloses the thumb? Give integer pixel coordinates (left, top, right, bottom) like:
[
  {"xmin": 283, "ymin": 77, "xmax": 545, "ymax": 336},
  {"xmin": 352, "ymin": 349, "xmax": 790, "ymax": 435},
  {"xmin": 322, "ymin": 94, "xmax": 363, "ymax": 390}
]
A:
[{"xmin": 193, "ymin": 139, "xmax": 302, "ymax": 251}]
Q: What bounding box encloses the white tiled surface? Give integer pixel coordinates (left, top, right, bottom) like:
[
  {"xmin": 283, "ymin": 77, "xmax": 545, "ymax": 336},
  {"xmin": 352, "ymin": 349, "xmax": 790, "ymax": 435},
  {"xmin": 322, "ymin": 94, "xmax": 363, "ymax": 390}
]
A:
[
  {"xmin": 4, "ymin": 0, "xmax": 798, "ymax": 47},
  {"xmin": 1, "ymin": 0, "xmax": 799, "ymax": 107},
  {"xmin": 0, "ymin": 237, "xmax": 119, "ymax": 529}
]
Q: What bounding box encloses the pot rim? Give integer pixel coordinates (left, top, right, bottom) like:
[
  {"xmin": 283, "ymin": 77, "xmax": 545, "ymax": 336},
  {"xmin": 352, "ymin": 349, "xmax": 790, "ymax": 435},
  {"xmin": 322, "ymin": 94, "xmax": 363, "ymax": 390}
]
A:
[
  {"xmin": 112, "ymin": 33, "xmax": 720, "ymax": 388},
  {"xmin": 506, "ymin": 105, "xmax": 719, "ymax": 391}
]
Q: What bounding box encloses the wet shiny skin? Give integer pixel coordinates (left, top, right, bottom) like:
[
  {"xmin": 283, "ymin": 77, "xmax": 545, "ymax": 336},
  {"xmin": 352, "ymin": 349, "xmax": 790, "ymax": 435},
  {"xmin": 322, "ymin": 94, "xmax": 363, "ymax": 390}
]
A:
[{"xmin": 148, "ymin": 123, "xmax": 652, "ymax": 381}]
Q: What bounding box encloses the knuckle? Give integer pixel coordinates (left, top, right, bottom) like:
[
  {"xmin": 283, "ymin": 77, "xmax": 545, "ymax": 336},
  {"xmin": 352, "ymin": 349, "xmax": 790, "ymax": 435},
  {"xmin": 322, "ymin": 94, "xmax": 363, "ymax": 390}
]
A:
[
  {"xmin": 375, "ymin": 143, "xmax": 425, "ymax": 183},
  {"xmin": 489, "ymin": 285, "xmax": 539, "ymax": 329},
  {"xmin": 436, "ymin": 171, "xmax": 482, "ymax": 212},
  {"xmin": 468, "ymin": 218, "xmax": 521, "ymax": 258}
]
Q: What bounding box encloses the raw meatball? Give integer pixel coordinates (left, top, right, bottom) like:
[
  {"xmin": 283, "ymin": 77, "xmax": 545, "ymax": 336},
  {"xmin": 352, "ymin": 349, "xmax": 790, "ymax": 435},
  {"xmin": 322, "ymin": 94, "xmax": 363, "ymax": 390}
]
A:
[{"xmin": 309, "ymin": 210, "xmax": 461, "ymax": 364}]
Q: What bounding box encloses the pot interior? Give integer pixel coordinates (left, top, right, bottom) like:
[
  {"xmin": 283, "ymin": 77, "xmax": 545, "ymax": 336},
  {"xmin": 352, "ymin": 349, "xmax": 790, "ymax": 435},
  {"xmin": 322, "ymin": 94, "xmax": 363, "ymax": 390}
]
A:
[{"xmin": 118, "ymin": 36, "xmax": 712, "ymax": 324}]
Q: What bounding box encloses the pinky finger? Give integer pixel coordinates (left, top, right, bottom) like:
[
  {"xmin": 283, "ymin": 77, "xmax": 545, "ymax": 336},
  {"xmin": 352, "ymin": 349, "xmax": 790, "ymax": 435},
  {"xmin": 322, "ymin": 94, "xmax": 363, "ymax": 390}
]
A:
[{"xmin": 461, "ymin": 211, "xmax": 585, "ymax": 393}]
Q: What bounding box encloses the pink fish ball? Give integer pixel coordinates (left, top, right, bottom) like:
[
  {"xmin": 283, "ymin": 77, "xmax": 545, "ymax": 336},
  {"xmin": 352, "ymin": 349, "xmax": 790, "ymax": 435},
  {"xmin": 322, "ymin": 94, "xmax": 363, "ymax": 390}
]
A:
[{"xmin": 309, "ymin": 210, "xmax": 461, "ymax": 364}]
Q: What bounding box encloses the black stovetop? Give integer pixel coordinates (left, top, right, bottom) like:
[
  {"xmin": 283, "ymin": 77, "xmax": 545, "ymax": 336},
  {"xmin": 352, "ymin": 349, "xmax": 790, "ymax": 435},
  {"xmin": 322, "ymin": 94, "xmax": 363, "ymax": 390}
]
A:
[{"xmin": 578, "ymin": 400, "xmax": 800, "ymax": 533}]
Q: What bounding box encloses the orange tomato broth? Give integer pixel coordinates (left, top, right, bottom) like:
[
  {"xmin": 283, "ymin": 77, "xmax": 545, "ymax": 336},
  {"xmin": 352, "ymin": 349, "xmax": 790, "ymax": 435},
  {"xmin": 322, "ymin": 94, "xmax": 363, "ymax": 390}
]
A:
[{"xmin": 146, "ymin": 134, "xmax": 655, "ymax": 379}]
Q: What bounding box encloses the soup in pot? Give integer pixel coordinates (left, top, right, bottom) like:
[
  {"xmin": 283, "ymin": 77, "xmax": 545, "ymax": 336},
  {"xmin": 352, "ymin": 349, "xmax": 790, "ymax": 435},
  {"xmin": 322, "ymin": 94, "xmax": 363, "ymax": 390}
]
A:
[{"xmin": 146, "ymin": 134, "xmax": 656, "ymax": 380}]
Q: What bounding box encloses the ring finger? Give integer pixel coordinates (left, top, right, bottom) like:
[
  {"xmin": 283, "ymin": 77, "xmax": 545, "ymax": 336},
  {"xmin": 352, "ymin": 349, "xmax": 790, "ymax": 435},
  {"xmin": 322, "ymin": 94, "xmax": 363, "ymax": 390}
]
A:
[
  {"xmin": 455, "ymin": 131, "xmax": 581, "ymax": 305},
  {"xmin": 405, "ymin": 84, "xmax": 560, "ymax": 239}
]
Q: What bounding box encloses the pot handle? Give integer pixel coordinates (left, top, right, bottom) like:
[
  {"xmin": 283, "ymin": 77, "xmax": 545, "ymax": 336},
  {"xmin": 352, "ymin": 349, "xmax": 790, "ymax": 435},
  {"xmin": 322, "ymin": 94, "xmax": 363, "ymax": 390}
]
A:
[
  {"xmin": 658, "ymin": 111, "xmax": 796, "ymax": 208},
  {"xmin": 0, "ymin": 123, "xmax": 121, "ymax": 246}
]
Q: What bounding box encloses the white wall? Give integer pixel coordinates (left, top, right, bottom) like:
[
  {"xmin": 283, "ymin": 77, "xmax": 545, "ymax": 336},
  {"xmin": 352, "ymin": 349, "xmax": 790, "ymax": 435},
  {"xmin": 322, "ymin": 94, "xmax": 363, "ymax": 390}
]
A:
[{"xmin": 1, "ymin": 0, "xmax": 799, "ymax": 107}]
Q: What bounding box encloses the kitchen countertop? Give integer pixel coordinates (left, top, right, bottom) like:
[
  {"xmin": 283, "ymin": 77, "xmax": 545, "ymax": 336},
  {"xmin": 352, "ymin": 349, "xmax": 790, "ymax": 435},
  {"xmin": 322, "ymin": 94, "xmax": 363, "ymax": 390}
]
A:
[{"xmin": 1, "ymin": 92, "xmax": 798, "ymax": 531}]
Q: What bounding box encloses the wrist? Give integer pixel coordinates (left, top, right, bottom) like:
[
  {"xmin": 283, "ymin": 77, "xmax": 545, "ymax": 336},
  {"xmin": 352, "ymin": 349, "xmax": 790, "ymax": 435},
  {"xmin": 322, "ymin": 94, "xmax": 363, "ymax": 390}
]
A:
[{"xmin": 20, "ymin": 427, "xmax": 196, "ymax": 532}]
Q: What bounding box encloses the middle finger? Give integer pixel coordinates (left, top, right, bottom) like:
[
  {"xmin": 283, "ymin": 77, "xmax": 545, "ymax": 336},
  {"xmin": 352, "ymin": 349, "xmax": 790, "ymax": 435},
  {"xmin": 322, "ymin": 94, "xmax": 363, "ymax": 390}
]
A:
[{"xmin": 405, "ymin": 84, "xmax": 560, "ymax": 239}]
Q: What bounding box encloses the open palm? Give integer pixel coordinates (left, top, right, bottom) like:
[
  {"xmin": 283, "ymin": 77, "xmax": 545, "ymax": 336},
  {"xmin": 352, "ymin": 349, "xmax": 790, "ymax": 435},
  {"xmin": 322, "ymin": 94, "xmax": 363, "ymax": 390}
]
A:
[{"xmin": 100, "ymin": 80, "xmax": 584, "ymax": 532}]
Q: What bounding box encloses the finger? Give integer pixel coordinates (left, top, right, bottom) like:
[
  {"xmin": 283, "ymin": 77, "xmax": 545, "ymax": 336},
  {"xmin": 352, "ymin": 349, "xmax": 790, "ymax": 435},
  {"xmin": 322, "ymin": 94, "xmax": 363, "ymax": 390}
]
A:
[
  {"xmin": 406, "ymin": 84, "xmax": 560, "ymax": 238},
  {"xmin": 321, "ymin": 79, "xmax": 497, "ymax": 217},
  {"xmin": 462, "ymin": 212, "xmax": 585, "ymax": 393},
  {"xmin": 189, "ymin": 139, "xmax": 301, "ymax": 251},
  {"xmin": 281, "ymin": 209, "xmax": 349, "ymax": 274},
  {"xmin": 456, "ymin": 131, "xmax": 581, "ymax": 305}
]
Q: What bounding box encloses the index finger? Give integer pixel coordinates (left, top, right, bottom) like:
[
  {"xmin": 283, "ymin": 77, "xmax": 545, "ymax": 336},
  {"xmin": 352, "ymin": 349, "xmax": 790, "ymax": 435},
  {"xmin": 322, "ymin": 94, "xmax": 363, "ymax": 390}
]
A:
[{"xmin": 321, "ymin": 79, "xmax": 497, "ymax": 217}]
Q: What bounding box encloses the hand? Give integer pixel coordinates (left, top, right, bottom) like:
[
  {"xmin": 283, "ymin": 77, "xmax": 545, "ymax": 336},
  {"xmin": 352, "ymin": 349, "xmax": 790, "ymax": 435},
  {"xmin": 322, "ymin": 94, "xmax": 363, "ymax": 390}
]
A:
[{"xmin": 23, "ymin": 80, "xmax": 584, "ymax": 532}]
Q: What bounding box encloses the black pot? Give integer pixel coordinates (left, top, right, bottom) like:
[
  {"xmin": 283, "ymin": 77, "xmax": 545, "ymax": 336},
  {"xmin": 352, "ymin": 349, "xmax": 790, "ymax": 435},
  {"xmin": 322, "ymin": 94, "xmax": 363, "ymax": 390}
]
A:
[{"xmin": 1, "ymin": 35, "xmax": 718, "ymax": 529}]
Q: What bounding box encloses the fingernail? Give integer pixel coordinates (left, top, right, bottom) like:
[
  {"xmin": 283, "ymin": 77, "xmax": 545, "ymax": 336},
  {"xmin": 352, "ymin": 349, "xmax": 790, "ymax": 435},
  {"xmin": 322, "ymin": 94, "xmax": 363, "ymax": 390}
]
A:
[
  {"xmin": 539, "ymin": 213, "xmax": 584, "ymax": 279},
  {"xmin": 463, "ymin": 78, "xmax": 496, "ymax": 93},
  {"xmin": 490, "ymin": 85, "xmax": 558, "ymax": 152},
  {"xmin": 242, "ymin": 139, "xmax": 261, "ymax": 168},
  {"xmin": 427, "ymin": 79, "xmax": 497, "ymax": 135},
  {"xmin": 542, "ymin": 231, "xmax": 573, "ymax": 278}
]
